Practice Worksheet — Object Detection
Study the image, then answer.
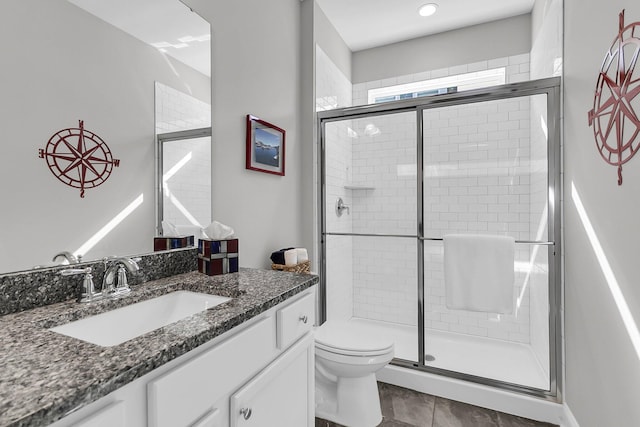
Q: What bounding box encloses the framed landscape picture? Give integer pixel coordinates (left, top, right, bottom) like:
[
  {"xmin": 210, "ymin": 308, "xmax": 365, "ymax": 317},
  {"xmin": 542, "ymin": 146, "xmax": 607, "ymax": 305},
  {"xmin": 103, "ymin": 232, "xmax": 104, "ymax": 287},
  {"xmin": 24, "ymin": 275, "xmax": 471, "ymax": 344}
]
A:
[{"xmin": 246, "ymin": 114, "xmax": 285, "ymax": 176}]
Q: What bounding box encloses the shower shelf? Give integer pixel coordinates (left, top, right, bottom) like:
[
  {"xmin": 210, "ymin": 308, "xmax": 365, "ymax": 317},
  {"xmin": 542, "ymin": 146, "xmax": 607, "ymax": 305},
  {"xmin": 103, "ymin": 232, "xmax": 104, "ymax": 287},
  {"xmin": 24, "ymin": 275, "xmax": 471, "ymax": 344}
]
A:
[{"xmin": 343, "ymin": 184, "xmax": 375, "ymax": 190}]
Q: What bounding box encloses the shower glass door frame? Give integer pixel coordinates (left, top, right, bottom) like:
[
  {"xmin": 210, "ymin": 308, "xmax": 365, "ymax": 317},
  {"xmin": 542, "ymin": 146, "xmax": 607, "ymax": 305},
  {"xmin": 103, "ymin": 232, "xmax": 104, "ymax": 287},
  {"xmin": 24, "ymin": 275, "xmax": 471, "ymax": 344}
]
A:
[{"xmin": 317, "ymin": 77, "xmax": 562, "ymax": 401}]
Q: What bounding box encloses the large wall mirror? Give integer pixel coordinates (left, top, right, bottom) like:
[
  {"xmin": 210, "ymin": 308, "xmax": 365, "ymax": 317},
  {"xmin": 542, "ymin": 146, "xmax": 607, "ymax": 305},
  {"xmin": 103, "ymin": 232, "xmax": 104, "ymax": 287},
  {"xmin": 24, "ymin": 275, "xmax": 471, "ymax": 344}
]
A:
[{"xmin": 0, "ymin": 0, "xmax": 211, "ymax": 274}]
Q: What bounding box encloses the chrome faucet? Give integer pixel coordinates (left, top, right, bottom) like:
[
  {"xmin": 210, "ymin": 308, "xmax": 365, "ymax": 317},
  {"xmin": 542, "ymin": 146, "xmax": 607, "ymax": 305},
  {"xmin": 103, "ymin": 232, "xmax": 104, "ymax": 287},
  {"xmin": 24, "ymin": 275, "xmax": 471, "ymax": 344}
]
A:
[
  {"xmin": 52, "ymin": 251, "xmax": 81, "ymax": 265},
  {"xmin": 102, "ymin": 257, "xmax": 141, "ymax": 296}
]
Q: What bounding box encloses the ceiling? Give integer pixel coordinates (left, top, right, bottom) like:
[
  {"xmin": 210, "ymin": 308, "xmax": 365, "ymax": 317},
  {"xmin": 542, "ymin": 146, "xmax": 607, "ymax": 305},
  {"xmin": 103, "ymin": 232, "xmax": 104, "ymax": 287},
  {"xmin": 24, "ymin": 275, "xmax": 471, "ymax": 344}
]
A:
[
  {"xmin": 68, "ymin": 0, "xmax": 210, "ymax": 76},
  {"xmin": 67, "ymin": 0, "xmax": 535, "ymax": 76},
  {"xmin": 315, "ymin": 0, "xmax": 536, "ymax": 52}
]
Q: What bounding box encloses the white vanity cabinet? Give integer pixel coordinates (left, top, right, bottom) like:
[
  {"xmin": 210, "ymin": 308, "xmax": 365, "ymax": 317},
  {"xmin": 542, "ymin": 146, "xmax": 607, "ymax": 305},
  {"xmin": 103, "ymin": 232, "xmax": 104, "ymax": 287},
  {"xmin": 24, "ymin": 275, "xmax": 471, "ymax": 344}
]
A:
[
  {"xmin": 147, "ymin": 315, "xmax": 279, "ymax": 427},
  {"xmin": 148, "ymin": 287, "xmax": 315, "ymax": 427},
  {"xmin": 48, "ymin": 286, "xmax": 316, "ymax": 427}
]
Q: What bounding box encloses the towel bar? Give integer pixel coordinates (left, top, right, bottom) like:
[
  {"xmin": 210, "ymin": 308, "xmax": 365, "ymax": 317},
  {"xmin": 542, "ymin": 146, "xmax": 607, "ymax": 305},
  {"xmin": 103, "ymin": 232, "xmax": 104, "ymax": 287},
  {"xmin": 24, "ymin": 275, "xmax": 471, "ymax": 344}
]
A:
[
  {"xmin": 422, "ymin": 237, "xmax": 554, "ymax": 245},
  {"xmin": 323, "ymin": 232, "xmax": 554, "ymax": 246}
]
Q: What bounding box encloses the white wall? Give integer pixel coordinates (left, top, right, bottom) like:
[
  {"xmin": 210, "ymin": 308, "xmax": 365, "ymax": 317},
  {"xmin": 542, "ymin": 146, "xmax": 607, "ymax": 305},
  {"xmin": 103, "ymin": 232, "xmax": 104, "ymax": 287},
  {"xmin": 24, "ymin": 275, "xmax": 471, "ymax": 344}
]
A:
[
  {"xmin": 183, "ymin": 0, "xmax": 303, "ymax": 269},
  {"xmin": 314, "ymin": 4, "xmax": 352, "ymax": 81},
  {"xmin": 531, "ymin": 0, "xmax": 563, "ymax": 79},
  {"xmin": 0, "ymin": 0, "xmax": 209, "ymax": 273},
  {"xmin": 564, "ymin": 1, "xmax": 640, "ymax": 425},
  {"xmin": 352, "ymin": 14, "xmax": 532, "ymax": 84},
  {"xmin": 301, "ymin": 0, "xmax": 317, "ymax": 273}
]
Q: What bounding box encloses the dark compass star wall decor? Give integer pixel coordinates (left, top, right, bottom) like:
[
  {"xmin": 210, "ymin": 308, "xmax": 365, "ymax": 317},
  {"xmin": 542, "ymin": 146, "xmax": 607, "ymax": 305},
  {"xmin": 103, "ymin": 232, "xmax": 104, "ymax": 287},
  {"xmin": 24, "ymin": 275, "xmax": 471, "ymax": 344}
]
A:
[
  {"xmin": 588, "ymin": 10, "xmax": 640, "ymax": 186},
  {"xmin": 38, "ymin": 120, "xmax": 120, "ymax": 198}
]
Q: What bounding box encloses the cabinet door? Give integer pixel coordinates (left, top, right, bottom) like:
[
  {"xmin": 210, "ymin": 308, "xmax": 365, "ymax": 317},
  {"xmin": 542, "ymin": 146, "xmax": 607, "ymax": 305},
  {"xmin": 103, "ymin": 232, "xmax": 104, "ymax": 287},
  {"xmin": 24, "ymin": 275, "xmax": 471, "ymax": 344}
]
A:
[
  {"xmin": 230, "ymin": 334, "xmax": 314, "ymax": 427},
  {"xmin": 71, "ymin": 401, "xmax": 125, "ymax": 427},
  {"xmin": 190, "ymin": 409, "xmax": 221, "ymax": 427},
  {"xmin": 148, "ymin": 316, "xmax": 277, "ymax": 427}
]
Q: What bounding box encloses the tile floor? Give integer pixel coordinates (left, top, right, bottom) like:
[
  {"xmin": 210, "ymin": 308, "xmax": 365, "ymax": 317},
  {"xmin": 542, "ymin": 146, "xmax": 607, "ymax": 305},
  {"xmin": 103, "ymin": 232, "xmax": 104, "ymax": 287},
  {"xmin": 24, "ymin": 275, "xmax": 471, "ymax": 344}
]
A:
[{"xmin": 315, "ymin": 382, "xmax": 558, "ymax": 427}]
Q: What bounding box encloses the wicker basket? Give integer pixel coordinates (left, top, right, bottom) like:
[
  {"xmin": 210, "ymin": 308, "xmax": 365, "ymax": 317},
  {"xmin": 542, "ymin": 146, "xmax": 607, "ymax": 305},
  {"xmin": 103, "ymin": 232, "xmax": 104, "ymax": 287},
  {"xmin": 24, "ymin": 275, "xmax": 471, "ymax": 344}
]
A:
[{"xmin": 271, "ymin": 260, "xmax": 311, "ymax": 274}]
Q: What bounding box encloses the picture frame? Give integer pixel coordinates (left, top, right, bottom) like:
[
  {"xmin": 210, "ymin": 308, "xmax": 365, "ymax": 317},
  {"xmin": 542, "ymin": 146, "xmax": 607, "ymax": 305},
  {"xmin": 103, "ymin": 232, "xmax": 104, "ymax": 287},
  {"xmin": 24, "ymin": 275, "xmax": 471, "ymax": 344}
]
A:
[{"xmin": 246, "ymin": 114, "xmax": 285, "ymax": 176}]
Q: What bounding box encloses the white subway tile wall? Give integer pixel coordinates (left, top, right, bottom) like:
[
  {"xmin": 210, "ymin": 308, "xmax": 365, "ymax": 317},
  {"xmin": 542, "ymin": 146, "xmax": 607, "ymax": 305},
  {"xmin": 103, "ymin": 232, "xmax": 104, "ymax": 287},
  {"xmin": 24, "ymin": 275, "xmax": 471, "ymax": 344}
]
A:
[
  {"xmin": 353, "ymin": 236, "xmax": 418, "ymax": 326},
  {"xmin": 155, "ymin": 82, "xmax": 211, "ymax": 132},
  {"xmin": 529, "ymin": 96, "xmax": 552, "ymax": 376},
  {"xmin": 347, "ymin": 55, "xmax": 551, "ymax": 348},
  {"xmin": 421, "ymin": 95, "xmax": 543, "ymax": 344},
  {"xmin": 317, "ymin": 47, "xmax": 354, "ymax": 321},
  {"xmin": 348, "ymin": 112, "xmax": 419, "ymax": 325},
  {"xmin": 161, "ymin": 137, "xmax": 212, "ymax": 228}
]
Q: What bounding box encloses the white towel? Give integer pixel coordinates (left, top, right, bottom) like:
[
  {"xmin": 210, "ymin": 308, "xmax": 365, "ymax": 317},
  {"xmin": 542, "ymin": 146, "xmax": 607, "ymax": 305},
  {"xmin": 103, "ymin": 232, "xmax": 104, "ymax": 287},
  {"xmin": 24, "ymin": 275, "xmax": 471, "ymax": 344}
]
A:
[
  {"xmin": 296, "ymin": 248, "xmax": 309, "ymax": 262},
  {"xmin": 284, "ymin": 249, "xmax": 298, "ymax": 266},
  {"xmin": 444, "ymin": 234, "xmax": 515, "ymax": 314}
]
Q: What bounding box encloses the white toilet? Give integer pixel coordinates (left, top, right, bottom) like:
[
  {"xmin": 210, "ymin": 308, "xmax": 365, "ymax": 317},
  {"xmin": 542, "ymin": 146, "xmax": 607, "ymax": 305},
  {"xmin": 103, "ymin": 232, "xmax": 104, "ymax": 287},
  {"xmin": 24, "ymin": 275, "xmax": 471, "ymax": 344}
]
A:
[{"xmin": 314, "ymin": 320, "xmax": 395, "ymax": 427}]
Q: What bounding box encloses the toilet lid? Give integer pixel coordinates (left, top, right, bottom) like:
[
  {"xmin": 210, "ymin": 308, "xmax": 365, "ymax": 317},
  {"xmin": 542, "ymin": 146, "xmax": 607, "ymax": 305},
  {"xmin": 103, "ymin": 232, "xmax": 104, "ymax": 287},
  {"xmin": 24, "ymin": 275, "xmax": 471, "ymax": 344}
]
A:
[{"xmin": 315, "ymin": 320, "xmax": 394, "ymax": 356}]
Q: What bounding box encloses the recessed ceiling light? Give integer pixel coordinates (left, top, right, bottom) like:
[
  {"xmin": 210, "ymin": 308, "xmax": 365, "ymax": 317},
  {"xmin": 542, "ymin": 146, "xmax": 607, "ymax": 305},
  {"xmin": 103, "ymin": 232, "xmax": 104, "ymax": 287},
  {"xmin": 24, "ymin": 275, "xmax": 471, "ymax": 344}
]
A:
[{"xmin": 418, "ymin": 3, "xmax": 438, "ymax": 17}]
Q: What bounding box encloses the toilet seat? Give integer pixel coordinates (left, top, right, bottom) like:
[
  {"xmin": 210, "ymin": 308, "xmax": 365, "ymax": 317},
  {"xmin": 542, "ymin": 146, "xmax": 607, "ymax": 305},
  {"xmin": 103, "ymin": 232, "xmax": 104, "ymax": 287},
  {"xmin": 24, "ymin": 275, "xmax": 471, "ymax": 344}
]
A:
[
  {"xmin": 316, "ymin": 341, "xmax": 393, "ymax": 357},
  {"xmin": 315, "ymin": 320, "xmax": 394, "ymax": 357}
]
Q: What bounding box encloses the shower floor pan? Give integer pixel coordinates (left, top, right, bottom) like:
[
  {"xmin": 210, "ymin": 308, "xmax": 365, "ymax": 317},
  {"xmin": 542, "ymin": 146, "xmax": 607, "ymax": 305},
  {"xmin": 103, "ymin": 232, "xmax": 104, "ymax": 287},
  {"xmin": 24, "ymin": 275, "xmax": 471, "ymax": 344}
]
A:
[{"xmin": 348, "ymin": 317, "xmax": 549, "ymax": 390}]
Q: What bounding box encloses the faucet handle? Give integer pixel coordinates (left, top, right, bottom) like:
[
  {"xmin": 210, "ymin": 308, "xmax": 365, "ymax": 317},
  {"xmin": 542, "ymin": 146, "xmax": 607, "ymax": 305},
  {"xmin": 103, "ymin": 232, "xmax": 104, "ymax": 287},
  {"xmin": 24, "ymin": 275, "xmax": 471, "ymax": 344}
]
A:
[
  {"xmin": 60, "ymin": 268, "xmax": 98, "ymax": 303},
  {"xmin": 80, "ymin": 272, "xmax": 97, "ymax": 303},
  {"xmin": 114, "ymin": 265, "xmax": 131, "ymax": 295}
]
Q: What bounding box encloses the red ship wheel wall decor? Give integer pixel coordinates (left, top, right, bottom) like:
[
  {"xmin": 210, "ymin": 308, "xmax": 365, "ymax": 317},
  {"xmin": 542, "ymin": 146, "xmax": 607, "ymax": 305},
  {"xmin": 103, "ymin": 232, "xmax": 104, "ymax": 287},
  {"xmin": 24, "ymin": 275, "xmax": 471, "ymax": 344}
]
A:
[
  {"xmin": 588, "ymin": 10, "xmax": 640, "ymax": 186},
  {"xmin": 38, "ymin": 120, "xmax": 120, "ymax": 198}
]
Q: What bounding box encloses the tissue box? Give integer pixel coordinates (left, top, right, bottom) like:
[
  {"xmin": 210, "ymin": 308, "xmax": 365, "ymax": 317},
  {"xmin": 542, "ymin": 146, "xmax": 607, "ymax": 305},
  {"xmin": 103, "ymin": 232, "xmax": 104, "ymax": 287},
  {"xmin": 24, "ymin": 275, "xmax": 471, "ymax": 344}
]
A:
[
  {"xmin": 198, "ymin": 238, "xmax": 239, "ymax": 275},
  {"xmin": 154, "ymin": 235, "xmax": 195, "ymax": 251}
]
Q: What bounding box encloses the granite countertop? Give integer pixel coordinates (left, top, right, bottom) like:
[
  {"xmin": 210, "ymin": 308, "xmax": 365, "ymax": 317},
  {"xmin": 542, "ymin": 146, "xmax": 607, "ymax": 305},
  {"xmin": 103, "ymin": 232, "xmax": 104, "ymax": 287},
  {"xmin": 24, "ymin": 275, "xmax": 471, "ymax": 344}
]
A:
[{"xmin": 0, "ymin": 268, "xmax": 318, "ymax": 427}]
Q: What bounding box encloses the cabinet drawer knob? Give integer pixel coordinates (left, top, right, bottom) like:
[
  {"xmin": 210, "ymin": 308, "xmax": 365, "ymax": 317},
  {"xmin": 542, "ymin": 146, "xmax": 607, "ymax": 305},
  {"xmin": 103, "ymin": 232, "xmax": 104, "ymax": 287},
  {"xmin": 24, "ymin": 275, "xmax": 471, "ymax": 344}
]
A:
[
  {"xmin": 240, "ymin": 407, "xmax": 252, "ymax": 420},
  {"xmin": 299, "ymin": 315, "xmax": 308, "ymax": 324}
]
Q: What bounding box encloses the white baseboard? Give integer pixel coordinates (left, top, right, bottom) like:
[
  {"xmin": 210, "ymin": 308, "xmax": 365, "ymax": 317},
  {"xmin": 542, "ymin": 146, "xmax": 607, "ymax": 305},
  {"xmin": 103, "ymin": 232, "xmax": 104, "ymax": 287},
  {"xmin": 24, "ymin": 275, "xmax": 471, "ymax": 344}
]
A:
[
  {"xmin": 377, "ymin": 365, "xmax": 564, "ymax": 425},
  {"xmin": 560, "ymin": 404, "xmax": 580, "ymax": 427}
]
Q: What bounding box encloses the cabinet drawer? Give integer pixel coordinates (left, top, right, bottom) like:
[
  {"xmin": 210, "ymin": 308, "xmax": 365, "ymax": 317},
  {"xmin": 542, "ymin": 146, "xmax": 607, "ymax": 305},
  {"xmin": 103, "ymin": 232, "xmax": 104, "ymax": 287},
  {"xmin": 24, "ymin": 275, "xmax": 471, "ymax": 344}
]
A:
[
  {"xmin": 276, "ymin": 291, "xmax": 315, "ymax": 349},
  {"xmin": 148, "ymin": 316, "xmax": 277, "ymax": 427}
]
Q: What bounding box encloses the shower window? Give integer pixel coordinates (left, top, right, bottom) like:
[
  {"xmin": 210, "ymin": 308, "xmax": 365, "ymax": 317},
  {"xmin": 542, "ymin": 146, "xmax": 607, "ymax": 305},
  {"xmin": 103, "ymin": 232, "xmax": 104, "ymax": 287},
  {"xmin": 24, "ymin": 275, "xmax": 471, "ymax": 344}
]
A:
[{"xmin": 368, "ymin": 68, "xmax": 506, "ymax": 104}]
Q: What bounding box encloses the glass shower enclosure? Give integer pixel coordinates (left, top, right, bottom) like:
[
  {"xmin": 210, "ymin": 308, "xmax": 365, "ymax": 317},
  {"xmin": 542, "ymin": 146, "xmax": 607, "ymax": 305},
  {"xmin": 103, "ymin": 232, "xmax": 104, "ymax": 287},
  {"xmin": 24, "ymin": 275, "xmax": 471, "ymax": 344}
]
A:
[{"xmin": 318, "ymin": 77, "xmax": 561, "ymax": 399}]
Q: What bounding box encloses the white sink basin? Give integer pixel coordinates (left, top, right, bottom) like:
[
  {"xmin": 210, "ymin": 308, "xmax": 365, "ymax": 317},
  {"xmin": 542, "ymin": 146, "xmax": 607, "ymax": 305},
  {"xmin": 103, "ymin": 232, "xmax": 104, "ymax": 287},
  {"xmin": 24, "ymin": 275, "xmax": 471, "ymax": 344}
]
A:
[{"xmin": 49, "ymin": 291, "xmax": 231, "ymax": 347}]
